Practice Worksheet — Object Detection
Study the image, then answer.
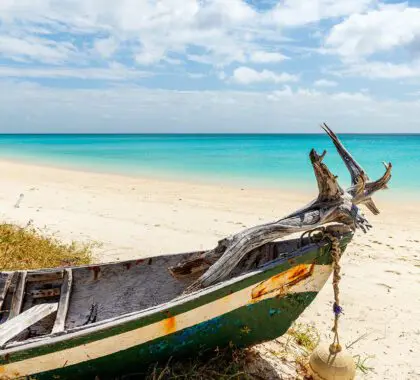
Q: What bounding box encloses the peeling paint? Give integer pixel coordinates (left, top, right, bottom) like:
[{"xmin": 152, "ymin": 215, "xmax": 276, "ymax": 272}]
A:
[
  {"xmin": 251, "ymin": 264, "xmax": 315, "ymax": 302},
  {"xmin": 163, "ymin": 313, "xmax": 176, "ymax": 335}
]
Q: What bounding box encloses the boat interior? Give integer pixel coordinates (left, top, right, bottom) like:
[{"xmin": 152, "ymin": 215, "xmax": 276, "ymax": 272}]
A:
[{"xmin": 0, "ymin": 228, "xmax": 349, "ymax": 349}]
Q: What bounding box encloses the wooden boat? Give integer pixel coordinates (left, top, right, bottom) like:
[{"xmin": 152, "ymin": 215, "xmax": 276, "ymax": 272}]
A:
[
  {"xmin": 0, "ymin": 226, "xmax": 351, "ymax": 379},
  {"xmin": 0, "ymin": 125, "xmax": 391, "ymax": 379}
]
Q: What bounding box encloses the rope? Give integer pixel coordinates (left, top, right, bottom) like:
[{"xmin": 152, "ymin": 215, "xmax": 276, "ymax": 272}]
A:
[
  {"xmin": 300, "ymin": 227, "xmax": 344, "ymax": 355},
  {"xmin": 324, "ymin": 231, "xmax": 343, "ymax": 355}
]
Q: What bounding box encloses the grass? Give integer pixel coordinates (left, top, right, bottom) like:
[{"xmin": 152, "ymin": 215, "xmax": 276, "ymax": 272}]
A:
[
  {"xmin": 142, "ymin": 347, "xmax": 255, "ymax": 380},
  {"xmin": 354, "ymin": 354, "xmax": 375, "ymax": 375},
  {"xmin": 288, "ymin": 323, "xmax": 320, "ymax": 353},
  {"xmin": 138, "ymin": 324, "xmax": 323, "ymax": 380},
  {"xmin": 0, "ymin": 222, "xmax": 93, "ymax": 270}
]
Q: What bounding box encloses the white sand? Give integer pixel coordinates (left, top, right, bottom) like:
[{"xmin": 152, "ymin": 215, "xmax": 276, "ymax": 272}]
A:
[{"xmin": 0, "ymin": 159, "xmax": 419, "ymax": 379}]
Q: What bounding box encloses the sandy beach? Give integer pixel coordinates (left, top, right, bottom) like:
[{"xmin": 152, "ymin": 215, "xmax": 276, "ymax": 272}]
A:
[{"xmin": 0, "ymin": 159, "xmax": 419, "ymax": 379}]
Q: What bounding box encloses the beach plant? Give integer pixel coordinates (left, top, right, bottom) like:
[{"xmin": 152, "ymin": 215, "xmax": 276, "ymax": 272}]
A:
[
  {"xmin": 141, "ymin": 347, "xmax": 253, "ymax": 380},
  {"xmin": 288, "ymin": 322, "xmax": 320, "ymax": 353},
  {"xmin": 0, "ymin": 222, "xmax": 92, "ymax": 270},
  {"xmin": 353, "ymin": 354, "xmax": 375, "ymax": 375}
]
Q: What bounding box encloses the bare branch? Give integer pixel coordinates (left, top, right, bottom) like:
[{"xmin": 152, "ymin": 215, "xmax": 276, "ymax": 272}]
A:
[
  {"xmin": 172, "ymin": 150, "xmax": 358, "ymax": 291},
  {"xmin": 170, "ymin": 125, "xmax": 390, "ymax": 291},
  {"xmin": 321, "ymin": 123, "xmax": 368, "ymax": 185},
  {"xmin": 322, "ymin": 123, "xmax": 392, "ymax": 215},
  {"xmin": 365, "ymin": 162, "xmax": 392, "ymax": 195},
  {"xmin": 310, "ymin": 149, "xmax": 343, "ymax": 203}
]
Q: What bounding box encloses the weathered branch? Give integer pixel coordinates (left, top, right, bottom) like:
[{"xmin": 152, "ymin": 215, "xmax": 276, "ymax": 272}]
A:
[
  {"xmin": 322, "ymin": 123, "xmax": 392, "ymax": 214},
  {"xmin": 171, "ymin": 149, "xmax": 360, "ymax": 291},
  {"xmin": 310, "ymin": 148, "xmax": 343, "ymax": 203},
  {"xmin": 169, "ymin": 125, "xmax": 389, "ymax": 291},
  {"xmin": 321, "ymin": 123, "xmax": 368, "ymax": 185}
]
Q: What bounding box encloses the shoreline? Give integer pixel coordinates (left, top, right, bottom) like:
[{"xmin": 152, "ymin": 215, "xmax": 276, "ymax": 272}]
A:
[
  {"xmin": 0, "ymin": 159, "xmax": 419, "ymax": 379},
  {"xmin": 0, "ymin": 156, "xmax": 319, "ymax": 201},
  {"xmin": 0, "ymin": 155, "xmax": 415, "ymax": 203}
]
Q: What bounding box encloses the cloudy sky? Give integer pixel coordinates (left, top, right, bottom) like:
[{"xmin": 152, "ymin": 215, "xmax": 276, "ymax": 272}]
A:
[{"xmin": 1, "ymin": 0, "xmax": 420, "ymax": 133}]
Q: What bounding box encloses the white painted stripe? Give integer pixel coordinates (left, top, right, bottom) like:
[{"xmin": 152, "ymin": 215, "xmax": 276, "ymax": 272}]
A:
[{"xmin": 0, "ymin": 264, "xmax": 331, "ymax": 377}]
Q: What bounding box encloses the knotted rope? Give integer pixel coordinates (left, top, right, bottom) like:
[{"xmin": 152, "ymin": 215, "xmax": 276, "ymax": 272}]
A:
[
  {"xmin": 301, "ymin": 228, "xmax": 344, "ymax": 355},
  {"xmin": 325, "ymin": 231, "xmax": 343, "ymax": 355}
]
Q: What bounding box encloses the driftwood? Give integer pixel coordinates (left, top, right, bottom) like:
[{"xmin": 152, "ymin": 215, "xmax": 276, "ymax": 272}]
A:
[{"xmin": 169, "ymin": 124, "xmax": 392, "ymax": 291}]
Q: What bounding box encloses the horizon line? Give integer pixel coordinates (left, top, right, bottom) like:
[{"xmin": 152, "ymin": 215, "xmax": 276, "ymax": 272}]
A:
[{"xmin": 1, "ymin": 132, "xmax": 420, "ymax": 136}]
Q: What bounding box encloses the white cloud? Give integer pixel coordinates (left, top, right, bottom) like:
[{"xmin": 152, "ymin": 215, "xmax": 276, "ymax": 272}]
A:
[
  {"xmin": 270, "ymin": 0, "xmax": 374, "ymax": 27},
  {"xmin": 231, "ymin": 66, "xmax": 299, "ymax": 85},
  {"xmin": 268, "ymin": 86, "xmax": 369, "ymax": 101},
  {"xmin": 1, "ymin": 80, "xmax": 418, "ymax": 133},
  {"xmin": 0, "ymin": 35, "xmax": 75, "ymax": 64},
  {"xmin": 0, "ymin": 0, "xmax": 378, "ymax": 70},
  {"xmin": 267, "ymin": 86, "xmax": 294, "ymax": 100},
  {"xmin": 296, "ymin": 88, "xmax": 323, "ymax": 97},
  {"xmin": 324, "ymin": 4, "xmax": 420, "ymax": 81},
  {"xmin": 330, "ymin": 91, "xmax": 371, "ymax": 101},
  {"xmin": 249, "ymin": 51, "xmax": 288, "ymax": 63},
  {"xmin": 0, "ymin": 65, "xmax": 150, "ymax": 80},
  {"xmin": 314, "ymin": 79, "xmax": 338, "ymax": 87},
  {"xmin": 0, "ymin": 0, "xmax": 261, "ymax": 67},
  {"xmin": 93, "ymin": 37, "xmax": 118, "ymax": 59},
  {"xmin": 336, "ymin": 60, "xmax": 420, "ymax": 79},
  {"xmin": 326, "ymin": 4, "xmax": 420, "ymax": 58}
]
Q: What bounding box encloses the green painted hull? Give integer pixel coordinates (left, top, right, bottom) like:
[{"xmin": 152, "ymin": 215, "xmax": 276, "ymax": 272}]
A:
[
  {"xmin": 39, "ymin": 293, "xmax": 317, "ymax": 380},
  {"xmin": 0, "ymin": 235, "xmax": 352, "ymax": 379}
]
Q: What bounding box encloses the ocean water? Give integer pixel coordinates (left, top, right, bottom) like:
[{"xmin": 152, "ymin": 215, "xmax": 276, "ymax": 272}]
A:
[{"xmin": 0, "ymin": 134, "xmax": 418, "ymax": 195}]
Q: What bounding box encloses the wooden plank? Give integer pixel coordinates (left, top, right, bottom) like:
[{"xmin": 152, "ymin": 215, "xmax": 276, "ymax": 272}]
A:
[
  {"xmin": 26, "ymin": 271, "xmax": 64, "ymax": 283},
  {"xmin": 52, "ymin": 269, "xmax": 72, "ymax": 333},
  {"xmin": 9, "ymin": 271, "xmax": 27, "ymax": 320},
  {"xmin": 29, "ymin": 288, "xmax": 61, "ymax": 299},
  {"xmin": 0, "ymin": 273, "xmax": 14, "ymax": 312},
  {"xmin": 0, "ymin": 302, "xmax": 58, "ymax": 346}
]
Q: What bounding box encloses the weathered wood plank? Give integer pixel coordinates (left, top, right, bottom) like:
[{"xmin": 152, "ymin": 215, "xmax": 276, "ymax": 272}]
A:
[
  {"xmin": 29, "ymin": 288, "xmax": 61, "ymax": 299},
  {"xmin": 26, "ymin": 271, "xmax": 64, "ymax": 283},
  {"xmin": 52, "ymin": 269, "xmax": 72, "ymax": 333},
  {"xmin": 0, "ymin": 303, "xmax": 58, "ymax": 346},
  {"xmin": 9, "ymin": 271, "xmax": 27, "ymax": 320},
  {"xmin": 0, "ymin": 273, "xmax": 13, "ymax": 312}
]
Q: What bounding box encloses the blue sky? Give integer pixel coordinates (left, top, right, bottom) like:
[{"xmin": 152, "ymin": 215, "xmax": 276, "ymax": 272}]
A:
[{"xmin": 0, "ymin": 0, "xmax": 420, "ymax": 133}]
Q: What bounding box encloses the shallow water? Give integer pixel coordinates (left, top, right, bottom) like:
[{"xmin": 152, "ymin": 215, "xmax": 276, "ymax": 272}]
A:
[{"xmin": 0, "ymin": 134, "xmax": 418, "ymax": 195}]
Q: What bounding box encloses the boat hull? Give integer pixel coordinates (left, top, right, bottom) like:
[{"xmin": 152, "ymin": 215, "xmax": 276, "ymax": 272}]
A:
[{"xmin": 0, "ymin": 235, "xmax": 351, "ymax": 379}]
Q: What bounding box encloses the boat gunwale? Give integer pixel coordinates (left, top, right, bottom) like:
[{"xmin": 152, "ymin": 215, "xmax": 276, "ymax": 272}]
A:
[{"xmin": 0, "ymin": 232, "xmax": 352, "ymax": 356}]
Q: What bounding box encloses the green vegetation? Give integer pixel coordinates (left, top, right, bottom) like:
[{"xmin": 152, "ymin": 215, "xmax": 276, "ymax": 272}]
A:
[
  {"xmin": 354, "ymin": 354, "xmax": 375, "ymax": 375},
  {"xmin": 144, "ymin": 347, "xmax": 254, "ymax": 380},
  {"xmin": 0, "ymin": 223, "xmax": 92, "ymax": 270},
  {"xmin": 288, "ymin": 322, "xmax": 320, "ymax": 352}
]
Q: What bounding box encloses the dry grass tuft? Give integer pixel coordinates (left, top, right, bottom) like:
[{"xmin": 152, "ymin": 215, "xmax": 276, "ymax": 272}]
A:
[
  {"xmin": 144, "ymin": 347, "xmax": 255, "ymax": 380},
  {"xmin": 0, "ymin": 223, "xmax": 93, "ymax": 270},
  {"xmin": 137, "ymin": 324, "xmax": 323, "ymax": 380}
]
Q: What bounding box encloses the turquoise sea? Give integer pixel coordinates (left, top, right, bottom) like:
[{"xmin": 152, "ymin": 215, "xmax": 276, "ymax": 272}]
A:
[{"xmin": 0, "ymin": 134, "xmax": 418, "ymax": 195}]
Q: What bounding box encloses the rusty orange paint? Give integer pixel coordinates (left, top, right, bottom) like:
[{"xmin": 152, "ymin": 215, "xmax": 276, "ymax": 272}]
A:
[
  {"xmin": 163, "ymin": 315, "xmax": 177, "ymax": 335},
  {"xmin": 251, "ymin": 264, "xmax": 314, "ymax": 301}
]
